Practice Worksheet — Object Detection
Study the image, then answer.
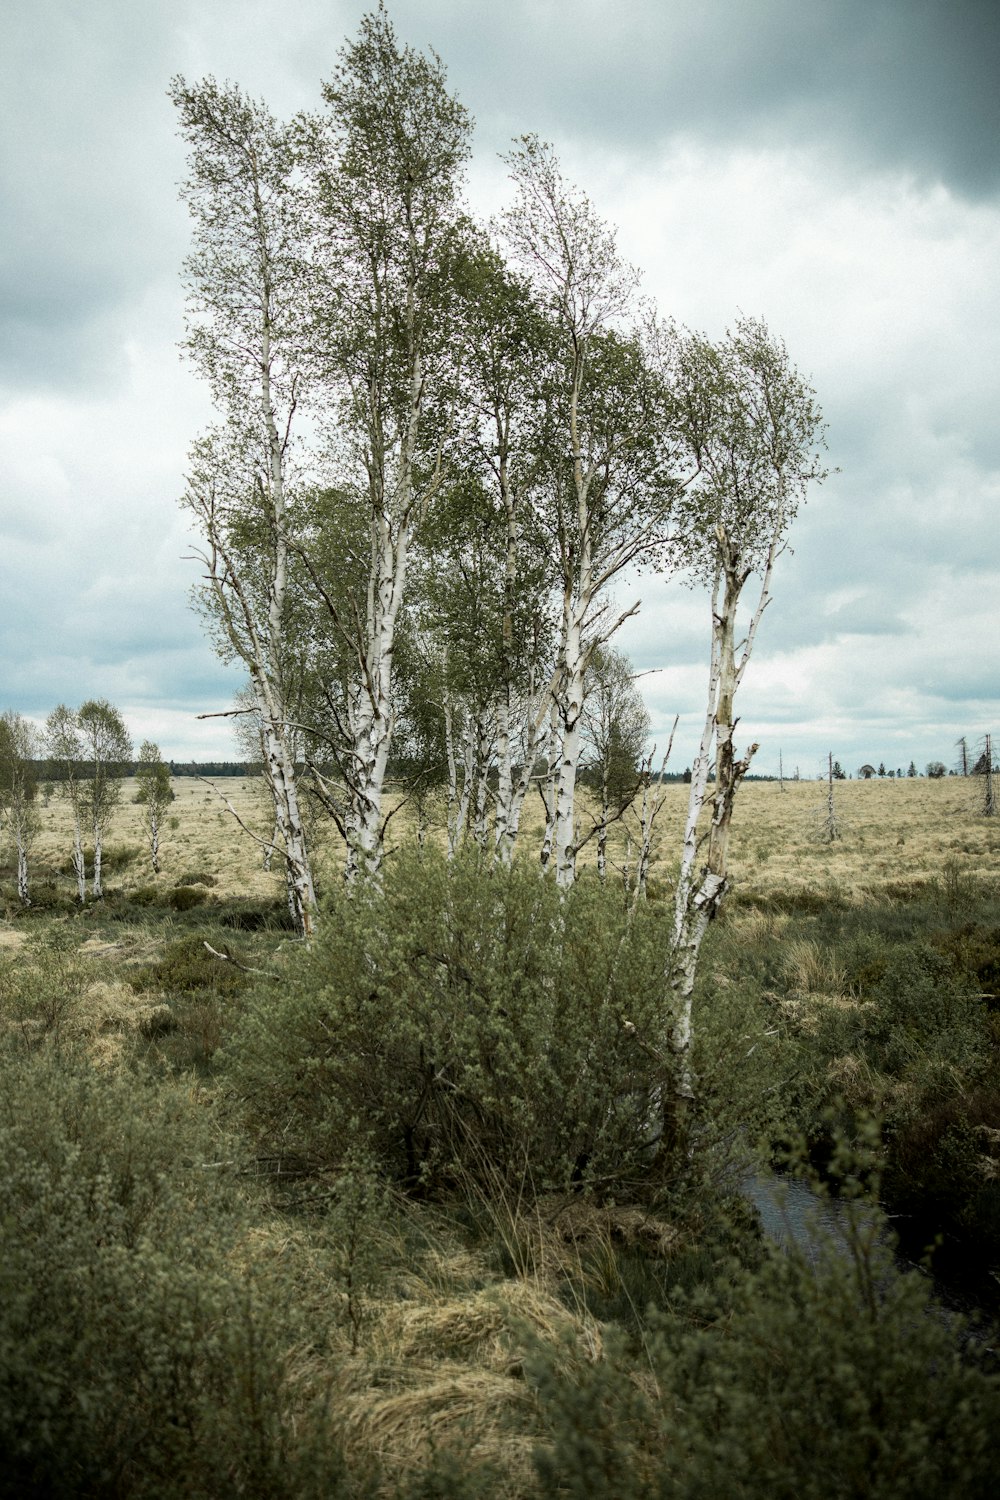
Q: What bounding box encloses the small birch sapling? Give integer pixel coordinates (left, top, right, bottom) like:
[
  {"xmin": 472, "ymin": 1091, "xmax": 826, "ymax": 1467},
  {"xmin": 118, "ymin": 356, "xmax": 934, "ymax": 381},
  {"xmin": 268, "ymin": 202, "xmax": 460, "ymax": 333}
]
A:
[{"xmin": 135, "ymin": 741, "xmax": 172, "ymax": 875}]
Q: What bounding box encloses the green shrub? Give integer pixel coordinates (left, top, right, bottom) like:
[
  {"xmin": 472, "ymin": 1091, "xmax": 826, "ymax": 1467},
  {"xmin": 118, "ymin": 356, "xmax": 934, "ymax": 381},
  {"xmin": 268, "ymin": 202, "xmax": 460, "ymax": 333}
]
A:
[
  {"xmin": 130, "ymin": 933, "xmax": 250, "ymax": 1000},
  {"xmin": 861, "ymin": 944, "xmax": 988, "ymax": 1083},
  {"xmin": 527, "ymin": 1200, "xmax": 1000, "ymax": 1499},
  {"xmin": 225, "ymin": 850, "xmax": 678, "ymax": 1199},
  {"xmin": 0, "ymin": 1049, "xmax": 377, "ymax": 1498},
  {"xmin": 220, "ymin": 899, "xmax": 298, "ymax": 932},
  {"xmin": 168, "ymin": 883, "xmax": 209, "ymax": 911}
]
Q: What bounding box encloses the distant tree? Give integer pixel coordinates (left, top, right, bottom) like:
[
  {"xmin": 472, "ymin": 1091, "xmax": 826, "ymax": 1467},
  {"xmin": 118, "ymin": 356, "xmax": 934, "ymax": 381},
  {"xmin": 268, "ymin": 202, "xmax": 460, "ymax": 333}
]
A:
[
  {"xmin": 877, "ymin": 762, "xmax": 886, "ymax": 777},
  {"xmin": 977, "ymin": 732, "xmax": 996, "ymax": 817},
  {"xmin": 45, "ymin": 704, "xmax": 87, "ymax": 901},
  {"xmin": 907, "ymin": 761, "xmax": 917, "ymax": 777},
  {"xmin": 77, "ymin": 700, "xmax": 132, "ymax": 898},
  {"xmin": 926, "ymin": 761, "xmax": 947, "ymax": 779},
  {"xmin": 956, "ymin": 736, "xmax": 970, "ymax": 776},
  {"xmin": 0, "ymin": 711, "xmax": 40, "ymax": 906},
  {"xmin": 578, "ymin": 647, "xmax": 650, "ymax": 880},
  {"xmin": 818, "ymin": 751, "xmax": 842, "ymax": 843},
  {"xmin": 135, "ymin": 741, "xmax": 172, "ymax": 875},
  {"xmin": 831, "ymin": 760, "xmax": 846, "ymax": 780}
]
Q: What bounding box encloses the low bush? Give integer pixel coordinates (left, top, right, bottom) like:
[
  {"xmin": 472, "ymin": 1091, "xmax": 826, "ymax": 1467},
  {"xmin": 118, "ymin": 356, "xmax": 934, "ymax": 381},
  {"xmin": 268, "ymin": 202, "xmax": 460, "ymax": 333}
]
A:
[
  {"xmin": 130, "ymin": 933, "xmax": 251, "ymax": 1001},
  {"xmin": 225, "ymin": 851, "xmax": 679, "ymax": 1200},
  {"xmin": 528, "ymin": 1198, "xmax": 1000, "ymax": 1499},
  {"xmin": 0, "ymin": 1049, "xmax": 362, "ymax": 1497},
  {"xmin": 219, "ymin": 898, "xmax": 298, "ymax": 932},
  {"xmin": 168, "ymin": 883, "xmax": 209, "ymax": 911}
]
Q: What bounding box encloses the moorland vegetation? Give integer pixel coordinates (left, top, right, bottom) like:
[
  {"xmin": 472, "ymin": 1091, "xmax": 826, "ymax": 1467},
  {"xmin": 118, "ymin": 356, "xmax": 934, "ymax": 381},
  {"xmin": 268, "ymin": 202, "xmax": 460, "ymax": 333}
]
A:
[{"xmin": 1, "ymin": 774, "xmax": 999, "ymax": 1496}]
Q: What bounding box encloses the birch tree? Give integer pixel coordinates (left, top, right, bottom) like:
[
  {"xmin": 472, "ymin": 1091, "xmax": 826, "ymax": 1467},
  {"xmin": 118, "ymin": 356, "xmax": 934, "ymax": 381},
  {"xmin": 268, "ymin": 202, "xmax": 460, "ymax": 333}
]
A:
[
  {"xmin": 662, "ymin": 316, "xmax": 829, "ymax": 1102},
  {"xmin": 45, "ymin": 704, "xmax": 86, "ymax": 902},
  {"xmin": 0, "ymin": 711, "xmax": 40, "ymax": 907},
  {"xmin": 502, "ymin": 138, "xmax": 681, "ymax": 887},
  {"xmin": 77, "ymin": 700, "xmax": 132, "ymax": 900},
  {"xmin": 447, "ymin": 245, "xmax": 560, "ymax": 864},
  {"xmin": 172, "ymin": 76, "xmax": 317, "ymax": 935},
  {"xmin": 135, "ymin": 740, "xmax": 172, "ymax": 875},
  {"xmin": 300, "ymin": 5, "xmax": 472, "ymax": 881}
]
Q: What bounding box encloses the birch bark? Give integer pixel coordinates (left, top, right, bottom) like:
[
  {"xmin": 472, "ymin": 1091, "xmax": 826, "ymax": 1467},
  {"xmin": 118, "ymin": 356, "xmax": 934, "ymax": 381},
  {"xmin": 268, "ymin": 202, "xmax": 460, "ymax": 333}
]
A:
[{"xmin": 173, "ymin": 78, "xmax": 317, "ymax": 934}]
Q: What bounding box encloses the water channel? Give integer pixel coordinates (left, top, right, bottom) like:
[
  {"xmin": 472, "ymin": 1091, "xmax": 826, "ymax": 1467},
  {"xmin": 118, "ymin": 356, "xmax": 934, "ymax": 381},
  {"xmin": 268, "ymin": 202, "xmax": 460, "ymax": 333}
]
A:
[{"xmin": 741, "ymin": 1165, "xmax": 998, "ymax": 1356}]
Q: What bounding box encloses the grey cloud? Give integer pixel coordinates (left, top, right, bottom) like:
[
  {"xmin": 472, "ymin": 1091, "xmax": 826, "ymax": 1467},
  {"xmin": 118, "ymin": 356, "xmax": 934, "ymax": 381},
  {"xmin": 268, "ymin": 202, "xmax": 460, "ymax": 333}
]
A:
[
  {"xmin": 388, "ymin": 0, "xmax": 1000, "ymax": 198},
  {"xmin": 0, "ymin": 1, "xmax": 188, "ymax": 392}
]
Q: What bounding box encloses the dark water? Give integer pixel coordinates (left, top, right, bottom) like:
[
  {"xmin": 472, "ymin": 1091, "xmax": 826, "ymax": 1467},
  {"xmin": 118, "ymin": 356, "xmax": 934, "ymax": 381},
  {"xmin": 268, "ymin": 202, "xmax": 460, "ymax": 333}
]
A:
[{"xmin": 741, "ymin": 1167, "xmax": 997, "ymax": 1353}]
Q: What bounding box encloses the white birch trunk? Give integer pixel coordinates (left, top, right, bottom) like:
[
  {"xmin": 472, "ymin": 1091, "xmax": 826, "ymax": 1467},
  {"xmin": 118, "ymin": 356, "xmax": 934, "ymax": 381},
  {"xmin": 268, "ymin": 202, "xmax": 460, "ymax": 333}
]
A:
[
  {"xmin": 259, "ymin": 701, "xmax": 315, "ymax": 935},
  {"xmin": 493, "ymin": 692, "xmax": 515, "ymax": 860},
  {"xmin": 668, "ymin": 536, "xmax": 770, "ymax": 1102},
  {"xmin": 149, "ymin": 812, "xmax": 160, "ymax": 876},
  {"xmin": 553, "ymin": 612, "xmax": 587, "ymax": 889},
  {"xmin": 470, "ymin": 708, "xmax": 494, "ymax": 849},
  {"xmin": 92, "ymin": 820, "xmax": 103, "ymax": 900},
  {"xmin": 495, "ymin": 679, "xmax": 552, "ymax": 868},
  {"xmin": 448, "ymin": 719, "xmax": 475, "ymax": 859},
  {"xmin": 538, "ymin": 699, "xmax": 561, "ymax": 873},
  {"xmin": 72, "ymin": 814, "xmax": 86, "ymax": 904}
]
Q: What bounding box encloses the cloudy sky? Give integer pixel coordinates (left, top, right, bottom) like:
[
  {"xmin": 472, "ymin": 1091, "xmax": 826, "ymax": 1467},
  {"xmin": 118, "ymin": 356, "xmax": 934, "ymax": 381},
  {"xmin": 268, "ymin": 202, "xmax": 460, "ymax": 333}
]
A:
[{"xmin": 2, "ymin": 0, "xmax": 998, "ymax": 775}]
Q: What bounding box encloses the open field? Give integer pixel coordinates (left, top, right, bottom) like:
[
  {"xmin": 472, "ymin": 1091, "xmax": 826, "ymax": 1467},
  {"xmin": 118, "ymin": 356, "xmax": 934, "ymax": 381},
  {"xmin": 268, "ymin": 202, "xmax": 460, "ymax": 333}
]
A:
[
  {"xmin": 2, "ymin": 774, "xmax": 999, "ymax": 1496},
  {"xmin": 14, "ymin": 770, "xmax": 1000, "ymax": 909}
]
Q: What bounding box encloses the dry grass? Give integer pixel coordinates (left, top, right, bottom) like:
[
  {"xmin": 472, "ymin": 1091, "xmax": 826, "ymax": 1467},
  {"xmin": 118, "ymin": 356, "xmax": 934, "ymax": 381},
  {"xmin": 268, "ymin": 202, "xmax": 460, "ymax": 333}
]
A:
[
  {"xmin": 5, "ymin": 770, "xmax": 999, "ymax": 1493},
  {"xmin": 15, "ymin": 771, "xmax": 1000, "ymax": 913}
]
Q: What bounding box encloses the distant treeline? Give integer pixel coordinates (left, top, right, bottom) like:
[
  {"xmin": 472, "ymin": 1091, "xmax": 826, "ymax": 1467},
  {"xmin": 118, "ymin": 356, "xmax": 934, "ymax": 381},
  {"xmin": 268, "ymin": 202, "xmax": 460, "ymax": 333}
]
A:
[
  {"xmin": 33, "ymin": 760, "xmax": 259, "ymax": 781},
  {"xmin": 30, "ymin": 760, "xmax": 790, "ymax": 786}
]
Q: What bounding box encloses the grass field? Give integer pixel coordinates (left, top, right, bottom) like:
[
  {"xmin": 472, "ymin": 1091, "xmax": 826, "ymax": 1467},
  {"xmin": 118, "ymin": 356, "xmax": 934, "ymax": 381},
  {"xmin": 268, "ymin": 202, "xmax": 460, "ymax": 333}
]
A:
[
  {"xmin": 2, "ymin": 772, "xmax": 999, "ymax": 1496},
  {"xmin": 14, "ymin": 768, "xmax": 1000, "ymax": 908}
]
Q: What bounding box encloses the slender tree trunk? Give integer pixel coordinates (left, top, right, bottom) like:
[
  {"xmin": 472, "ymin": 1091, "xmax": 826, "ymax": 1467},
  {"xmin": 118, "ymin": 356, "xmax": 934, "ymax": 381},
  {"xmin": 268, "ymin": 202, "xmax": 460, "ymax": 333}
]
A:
[
  {"xmin": 446, "ymin": 711, "xmax": 475, "ymax": 858},
  {"xmin": 493, "ymin": 691, "xmax": 515, "ymax": 859},
  {"xmin": 72, "ymin": 813, "xmax": 86, "ymax": 903},
  {"xmin": 538, "ymin": 699, "xmax": 561, "ymax": 873},
  {"xmin": 470, "ymin": 708, "xmax": 494, "ymax": 849},
  {"xmin": 15, "ymin": 839, "xmax": 29, "ymax": 907},
  {"xmin": 553, "ymin": 611, "xmax": 590, "ymax": 890},
  {"xmin": 495, "ymin": 674, "xmax": 553, "ymax": 868},
  {"xmin": 669, "ymin": 543, "xmax": 763, "ymax": 1103},
  {"xmin": 149, "ymin": 811, "xmax": 161, "ymax": 875},
  {"xmin": 92, "ymin": 820, "xmax": 103, "ymax": 899}
]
